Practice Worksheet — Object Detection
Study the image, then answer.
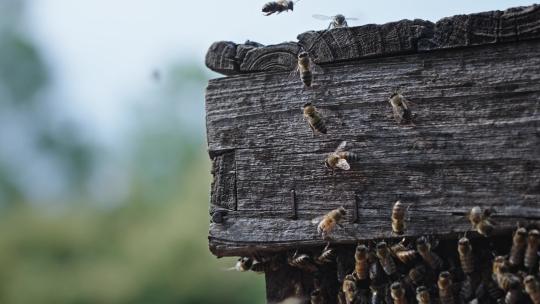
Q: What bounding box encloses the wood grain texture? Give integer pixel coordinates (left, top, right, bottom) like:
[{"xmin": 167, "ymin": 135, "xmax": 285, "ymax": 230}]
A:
[
  {"xmin": 206, "ymin": 38, "xmax": 540, "ymax": 257},
  {"xmin": 205, "ymin": 4, "xmax": 540, "ymax": 76}
]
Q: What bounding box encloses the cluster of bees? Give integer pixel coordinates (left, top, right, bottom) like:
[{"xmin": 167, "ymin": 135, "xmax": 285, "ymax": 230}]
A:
[
  {"xmin": 225, "ymin": 2, "xmax": 539, "ymax": 304},
  {"xmin": 234, "ymin": 204, "xmax": 540, "ymax": 304}
]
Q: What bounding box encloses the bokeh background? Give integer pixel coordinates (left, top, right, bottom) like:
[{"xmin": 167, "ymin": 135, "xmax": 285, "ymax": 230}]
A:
[{"xmin": 0, "ymin": 0, "xmax": 535, "ymax": 303}]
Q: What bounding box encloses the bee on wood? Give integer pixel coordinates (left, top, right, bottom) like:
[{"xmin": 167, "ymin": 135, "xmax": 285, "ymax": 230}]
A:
[
  {"xmin": 389, "ymin": 92, "xmax": 413, "ymax": 124},
  {"xmin": 524, "ymin": 275, "xmax": 540, "ymax": 304},
  {"xmin": 416, "ymin": 236, "xmax": 444, "ymax": 271},
  {"xmin": 509, "ymin": 227, "xmax": 528, "ymax": 267},
  {"xmin": 313, "ymin": 207, "xmax": 347, "ymax": 239},
  {"xmin": 315, "ymin": 243, "xmax": 335, "ymax": 265},
  {"xmin": 390, "ymin": 238, "xmax": 417, "ymax": 264},
  {"xmin": 376, "ymin": 241, "xmax": 397, "ymax": 276},
  {"xmin": 415, "ymin": 286, "xmax": 431, "ymax": 304},
  {"xmin": 288, "ymin": 250, "xmax": 318, "ymax": 272},
  {"xmin": 312, "ymin": 14, "xmax": 358, "ymax": 29},
  {"xmin": 310, "ymin": 288, "xmax": 325, "ymax": 304},
  {"xmin": 468, "ymin": 206, "xmax": 495, "ymax": 237},
  {"xmin": 290, "ymin": 51, "xmax": 321, "ymax": 88},
  {"xmin": 457, "ymin": 237, "xmax": 475, "ymax": 274},
  {"xmin": 504, "ymin": 279, "xmax": 524, "ymax": 304},
  {"xmin": 342, "ymin": 274, "xmax": 358, "ymax": 304},
  {"xmin": 354, "ymin": 244, "xmax": 369, "ymax": 280},
  {"xmin": 325, "ymin": 141, "xmax": 358, "ymax": 171},
  {"xmin": 525, "ymin": 229, "xmax": 540, "ymax": 270},
  {"xmin": 437, "ymin": 271, "xmax": 455, "ymax": 304},
  {"xmin": 404, "ymin": 264, "xmax": 427, "ymax": 287},
  {"xmin": 303, "ymin": 102, "xmax": 327, "ymax": 135},
  {"xmin": 390, "ymin": 282, "xmax": 407, "ymax": 304},
  {"xmin": 262, "ymin": 0, "xmax": 296, "ymax": 16},
  {"xmin": 391, "ymin": 200, "xmax": 407, "ymax": 235}
]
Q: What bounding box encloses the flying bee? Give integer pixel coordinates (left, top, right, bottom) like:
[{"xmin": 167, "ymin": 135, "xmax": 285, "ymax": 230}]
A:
[
  {"xmin": 391, "ymin": 200, "xmax": 407, "ymax": 235},
  {"xmin": 354, "ymin": 244, "xmax": 369, "ymax": 280},
  {"xmin": 415, "ymin": 286, "xmax": 431, "ymax": 304},
  {"xmin": 509, "ymin": 227, "xmax": 527, "ymax": 267},
  {"xmin": 303, "ymin": 102, "xmax": 327, "ymax": 135},
  {"xmin": 312, "ymin": 14, "xmax": 358, "ymax": 29},
  {"xmin": 325, "ymin": 141, "xmax": 358, "ymax": 171},
  {"xmin": 232, "ymin": 257, "xmax": 254, "ymax": 272},
  {"xmin": 289, "ymin": 51, "xmax": 322, "ymax": 88},
  {"xmin": 525, "ymin": 229, "xmax": 540, "ymax": 270},
  {"xmin": 376, "ymin": 241, "xmax": 397, "ymax": 276},
  {"xmin": 390, "ymin": 282, "xmax": 407, "ymax": 304},
  {"xmin": 457, "ymin": 237, "xmax": 475, "ymax": 274},
  {"xmin": 468, "ymin": 206, "xmax": 495, "ymax": 237},
  {"xmin": 313, "ymin": 207, "xmax": 347, "ymax": 239},
  {"xmin": 315, "ymin": 243, "xmax": 335, "ymax": 265},
  {"xmin": 437, "ymin": 271, "xmax": 455, "ymax": 304},
  {"xmin": 342, "ymin": 274, "xmax": 358, "ymax": 304},
  {"xmin": 288, "ymin": 250, "xmax": 318, "ymax": 272},
  {"xmin": 416, "ymin": 236, "xmax": 444, "ymax": 270},
  {"xmin": 262, "ymin": 0, "xmax": 296, "ymax": 16},
  {"xmin": 388, "ymin": 92, "xmax": 413, "ymax": 124},
  {"xmin": 524, "ymin": 275, "xmax": 540, "ymax": 304}
]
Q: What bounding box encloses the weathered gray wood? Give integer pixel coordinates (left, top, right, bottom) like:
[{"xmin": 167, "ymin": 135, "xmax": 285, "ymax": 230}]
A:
[
  {"xmin": 205, "ymin": 4, "xmax": 540, "ymax": 76},
  {"xmin": 206, "ymin": 38, "xmax": 540, "ymax": 257}
]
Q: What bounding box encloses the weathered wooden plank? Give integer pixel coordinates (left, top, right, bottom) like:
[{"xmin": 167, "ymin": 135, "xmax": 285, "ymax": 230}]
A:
[
  {"xmin": 206, "ymin": 38, "xmax": 540, "ymax": 257},
  {"xmin": 209, "ymin": 151, "xmax": 236, "ymax": 224},
  {"xmin": 205, "ymin": 4, "xmax": 540, "ymax": 76}
]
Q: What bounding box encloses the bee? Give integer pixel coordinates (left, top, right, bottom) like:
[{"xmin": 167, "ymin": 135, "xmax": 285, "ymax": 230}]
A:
[
  {"xmin": 391, "ymin": 200, "xmax": 407, "ymax": 235},
  {"xmin": 288, "ymin": 250, "xmax": 318, "ymax": 272},
  {"xmin": 233, "ymin": 257, "xmax": 254, "ymax": 272},
  {"xmin": 342, "ymin": 274, "xmax": 358, "ymax": 304},
  {"xmin": 312, "ymin": 14, "xmax": 358, "ymax": 29},
  {"xmin": 390, "ymin": 239, "xmax": 417, "ymax": 264},
  {"xmin": 290, "ymin": 51, "xmax": 321, "ymax": 88},
  {"xmin": 315, "ymin": 243, "xmax": 335, "ymax": 265},
  {"xmin": 525, "ymin": 229, "xmax": 540, "ymax": 269},
  {"xmin": 415, "ymin": 286, "xmax": 431, "ymax": 304},
  {"xmin": 437, "ymin": 271, "xmax": 455, "ymax": 304},
  {"xmin": 352, "ymin": 244, "xmax": 369, "ymax": 280},
  {"xmin": 524, "ymin": 275, "xmax": 540, "ymax": 304},
  {"xmin": 376, "ymin": 241, "xmax": 397, "ymax": 276},
  {"xmin": 390, "ymin": 282, "xmax": 407, "ymax": 304},
  {"xmin": 509, "ymin": 227, "xmax": 528, "ymax": 267},
  {"xmin": 311, "ymin": 288, "xmax": 325, "ymax": 304},
  {"xmin": 492, "ymin": 256, "xmax": 509, "ymax": 278},
  {"xmin": 504, "ymin": 279, "xmax": 524, "ymax": 304},
  {"xmin": 416, "ymin": 236, "xmax": 444, "ymax": 270},
  {"xmin": 468, "ymin": 206, "xmax": 495, "ymax": 236},
  {"xmin": 313, "ymin": 207, "xmax": 347, "ymax": 239},
  {"xmin": 303, "ymin": 102, "xmax": 327, "ymax": 135},
  {"xmin": 262, "ymin": 0, "xmax": 295, "ymax": 16},
  {"xmin": 494, "ymin": 263, "xmax": 520, "ymax": 292},
  {"xmin": 457, "ymin": 237, "xmax": 475, "ymax": 274},
  {"xmin": 404, "ymin": 265, "xmax": 427, "ymax": 287},
  {"xmin": 325, "ymin": 141, "xmax": 358, "ymax": 171},
  {"xmin": 388, "ymin": 92, "xmax": 413, "ymax": 124}
]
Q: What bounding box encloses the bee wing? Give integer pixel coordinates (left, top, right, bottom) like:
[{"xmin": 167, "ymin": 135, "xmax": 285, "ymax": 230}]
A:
[
  {"xmin": 335, "ymin": 140, "xmax": 347, "ymax": 153},
  {"xmin": 311, "ymin": 216, "xmax": 324, "ymax": 225},
  {"xmin": 287, "ymin": 66, "xmax": 300, "ymax": 82},
  {"xmin": 309, "ymin": 61, "xmax": 324, "ymax": 74},
  {"xmin": 392, "ymin": 104, "xmax": 406, "ymax": 122},
  {"xmin": 312, "ymin": 14, "xmax": 333, "ymax": 20},
  {"xmin": 346, "ymin": 17, "xmax": 359, "ymax": 21},
  {"xmin": 336, "ymin": 158, "xmax": 351, "ymax": 170}
]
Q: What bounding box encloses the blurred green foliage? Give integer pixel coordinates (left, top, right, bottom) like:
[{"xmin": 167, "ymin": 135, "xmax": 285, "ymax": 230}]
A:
[{"xmin": 0, "ymin": 2, "xmax": 265, "ymax": 303}]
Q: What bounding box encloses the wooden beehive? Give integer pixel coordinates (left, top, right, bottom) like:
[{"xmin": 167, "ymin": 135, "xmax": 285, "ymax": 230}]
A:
[{"xmin": 205, "ymin": 4, "xmax": 540, "ymax": 303}]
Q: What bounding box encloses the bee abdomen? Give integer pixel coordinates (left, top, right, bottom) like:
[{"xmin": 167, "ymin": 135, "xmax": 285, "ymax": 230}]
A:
[
  {"xmin": 288, "ymin": 254, "xmax": 318, "ymax": 272},
  {"xmin": 459, "ymin": 254, "xmax": 474, "ymax": 274},
  {"xmin": 390, "ymin": 282, "xmax": 407, "ymax": 304},
  {"xmin": 311, "ymin": 116, "xmax": 327, "ymax": 134},
  {"xmin": 262, "ymin": 2, "xmax": 281, "ymax": 13},
  {"xmin": 301, "ymin": 70, "xmax": 312, "ymax": 87},
  {"xmin": 345, "ymin": 152, "xmax": 359, "ymax": 162}
]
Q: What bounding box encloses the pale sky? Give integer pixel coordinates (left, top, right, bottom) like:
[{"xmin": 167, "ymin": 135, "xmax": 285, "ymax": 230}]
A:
[{"xmin": 24, "ymin": 0, "xmax": 538, "ymax": 143}]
